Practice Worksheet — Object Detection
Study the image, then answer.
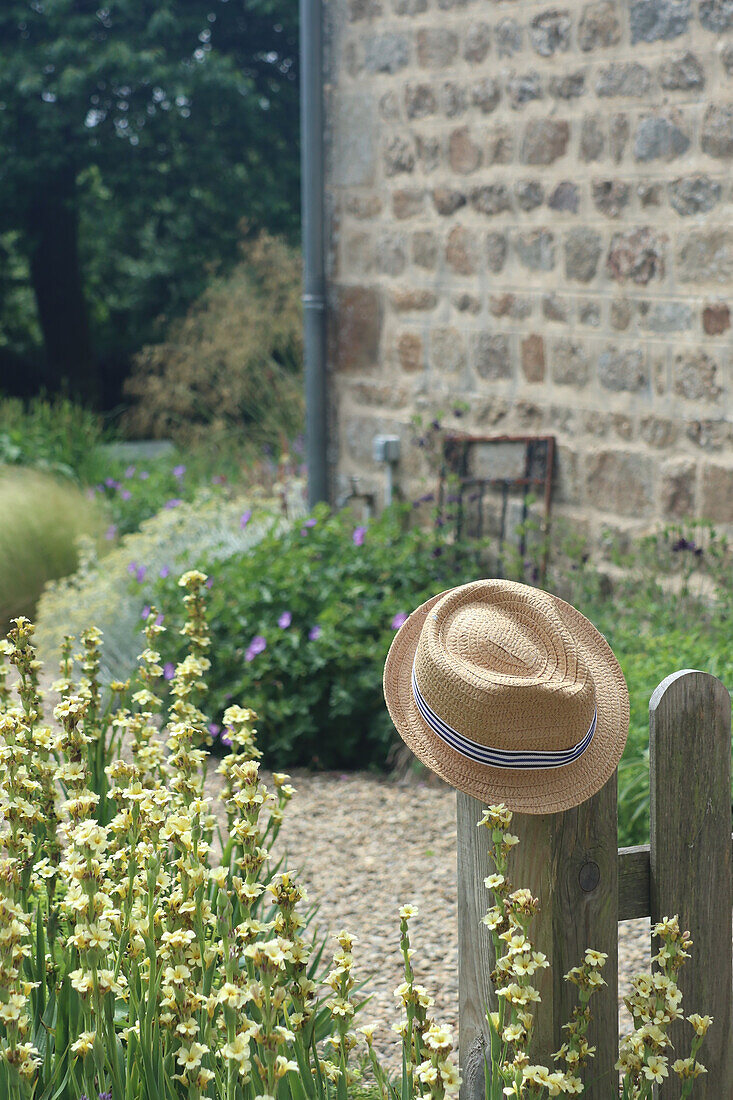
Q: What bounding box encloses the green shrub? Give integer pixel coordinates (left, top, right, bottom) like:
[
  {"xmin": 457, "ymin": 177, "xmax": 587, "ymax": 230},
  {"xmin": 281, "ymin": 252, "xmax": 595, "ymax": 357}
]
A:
[
  {"xmin": 0, "ymin": 395, "xmax": 104, "ymax": 482},
  {"xmin": 123, "ymin": 232, "xmax": 304, "ymax": 448},
  {"xmin": 86, "ymin": 442, "xmax": 287, "ymax": 538},
  {"xmin": 151, "ymin": 502, "xmax": 494, "ymax": 771},
  {"xmin": 36, "ymin": 481, "xmax": 306, "ymax": 684},
  {"xmin": 548, "ymin": 521, "xmax": 732, "ymax": 847},
  {"xmin": 0, "ymin": 466, "xmax": 104, "ymax": 626}
]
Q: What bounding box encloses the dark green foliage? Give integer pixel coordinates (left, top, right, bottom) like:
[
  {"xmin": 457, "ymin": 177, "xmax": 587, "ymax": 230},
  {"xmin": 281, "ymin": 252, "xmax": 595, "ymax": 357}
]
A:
[
  {"xmin": 153, "ymin": 503, "xmax": 494, "ymax": 770},
  {"xmin": 548, "ymin": 521, "xmax": 732, "ymax": 847},
  {"xmin": 0, "ymin": 396, "xmax": 104, "ymax": 482},
  {"xmin": 0, "ymin": 0, "xmax": 300, "ymax": 402}
]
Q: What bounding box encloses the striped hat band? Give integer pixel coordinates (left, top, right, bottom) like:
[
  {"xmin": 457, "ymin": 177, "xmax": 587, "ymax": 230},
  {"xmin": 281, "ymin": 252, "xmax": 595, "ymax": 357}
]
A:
[{"xmin": 411, "ymin": 662, "xmax": 597, "ymax": 770}]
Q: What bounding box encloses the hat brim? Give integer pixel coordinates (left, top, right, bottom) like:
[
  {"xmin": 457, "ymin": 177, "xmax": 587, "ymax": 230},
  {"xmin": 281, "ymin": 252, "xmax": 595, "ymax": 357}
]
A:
[{"xmin": 383, "ymin": 586, "xmax": 629, "ymax": 814}]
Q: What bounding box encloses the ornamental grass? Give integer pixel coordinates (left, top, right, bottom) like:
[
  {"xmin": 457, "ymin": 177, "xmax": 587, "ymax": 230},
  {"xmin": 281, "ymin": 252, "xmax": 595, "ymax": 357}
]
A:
[{"xmin": 0, "ymin": 571, "xmax": 460, "ymax": 1100}]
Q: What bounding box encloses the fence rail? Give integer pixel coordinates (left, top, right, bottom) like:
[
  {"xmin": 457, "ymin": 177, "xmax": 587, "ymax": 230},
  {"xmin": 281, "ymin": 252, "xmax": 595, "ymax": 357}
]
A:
[{"xmin": 458, "ymin": 669, "xmax": 732, "ymax": 1100}]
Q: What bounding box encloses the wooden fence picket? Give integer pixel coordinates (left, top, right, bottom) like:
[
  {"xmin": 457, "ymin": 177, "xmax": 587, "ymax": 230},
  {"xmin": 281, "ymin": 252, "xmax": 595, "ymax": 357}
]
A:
[
  {"xmin": 649, "ymin": 670, "xmax": 732, "ymax": 1100},
  {"xmin": 457, "ymin": 669, "xmax": 732, "ymax": 1100}
]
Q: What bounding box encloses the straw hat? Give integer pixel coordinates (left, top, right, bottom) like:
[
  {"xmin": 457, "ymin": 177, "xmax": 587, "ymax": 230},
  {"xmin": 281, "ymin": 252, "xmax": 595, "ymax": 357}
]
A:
[{"xmin": 383, "ymin": 579, "xmax": 629, "ymax": 814}]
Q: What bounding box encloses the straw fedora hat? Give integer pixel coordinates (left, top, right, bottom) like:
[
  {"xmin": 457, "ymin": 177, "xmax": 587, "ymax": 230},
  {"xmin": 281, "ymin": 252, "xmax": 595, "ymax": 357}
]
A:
[{"xmin": 383, "ymin": 579, "xmax": 629, "ymax": 814}]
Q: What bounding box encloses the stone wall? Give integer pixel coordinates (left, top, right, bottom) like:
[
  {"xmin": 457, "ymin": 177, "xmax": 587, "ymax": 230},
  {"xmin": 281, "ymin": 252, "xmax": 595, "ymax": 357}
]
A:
[{"xmin": 324, "ymin": 0, "xmax": 733, "ymax": 545}]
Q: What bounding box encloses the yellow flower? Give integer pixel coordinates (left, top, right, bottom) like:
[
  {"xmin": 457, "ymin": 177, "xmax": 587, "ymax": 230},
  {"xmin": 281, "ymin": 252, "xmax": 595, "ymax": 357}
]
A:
[
  {"xmin": 69, "ymin": 969, "xmax": 94, "ymax": 995},
  {"xmin": 222, "ymin": 1033, "xmax": 251, "ymax": 1064},
  {"xmin": 673, "ymin": 1057, "xmax": 707, "ymax": 1079},
  {"xmin": 484, "ymin": 874, "xmax": 505, "ymax": 890},
  {"xmin": 482, "ymin": 906, "xmax": 504, "ymax": 931},
  {"xmin": 642, "ymin": 1055, "xmax": 669, "ymax": 1082},
  {"xmin": 163, "ymin": 964, "xmax": 191, "ymax": 985},
  {"xmin": 425, "ymin": 1023, "xmax": 454, "ymax": 1052},
  {"xmin": 0, "ymin": 1000, "xmax": 22, "ymax": 1023},
  {"xmin": 176, "ymin": 1041, "xmax": 209, "ymax": 1070},
  {"xmin": 71, "ymin": 1031, "xmax": 96, "ymax": 1056},
  {"xmin": 275, "ymin": 1055, "xmax": 298, "ymax": 1077},
  {"xmin": 687, "ymin": 1013, "xmax": 713, "ymax": 1036}
]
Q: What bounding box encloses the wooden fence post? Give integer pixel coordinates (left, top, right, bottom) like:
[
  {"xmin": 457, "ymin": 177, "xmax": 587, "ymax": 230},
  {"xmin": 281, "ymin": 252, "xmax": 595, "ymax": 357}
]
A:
[
  {"xmin": 458, "ymin": 776, "xmax": 618, "ymax": 1100},
  {"xmin": 649, "ymin": 670, "xmax": 733, "ymax": 1099}
]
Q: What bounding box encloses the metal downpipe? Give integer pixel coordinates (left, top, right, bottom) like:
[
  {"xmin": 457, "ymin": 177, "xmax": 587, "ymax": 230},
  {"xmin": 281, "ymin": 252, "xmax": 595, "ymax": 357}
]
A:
[{"xmin": 299, "ymin": 0, "xmax": 328, "ymax": 507}]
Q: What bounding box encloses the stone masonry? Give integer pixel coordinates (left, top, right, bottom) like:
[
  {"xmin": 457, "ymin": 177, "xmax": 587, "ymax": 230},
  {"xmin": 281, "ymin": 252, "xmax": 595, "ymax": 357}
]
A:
[{"xmin": 324, "ymin": 0, "xmax": 733, "ymax": 546}]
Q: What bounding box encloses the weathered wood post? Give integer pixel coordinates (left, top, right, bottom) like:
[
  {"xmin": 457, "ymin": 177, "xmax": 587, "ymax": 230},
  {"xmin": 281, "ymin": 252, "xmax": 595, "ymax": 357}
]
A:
[
  {"xmin": 458, "ymin": 668, "xmax": 733, "ymax": 1099},
  {"xmin": 649, "ymin": 670, "xmax": 732, "ymax": 1099},
  {"xmin": 458, "ymin": 776, "xmax": 618, "ymax": 1100}
]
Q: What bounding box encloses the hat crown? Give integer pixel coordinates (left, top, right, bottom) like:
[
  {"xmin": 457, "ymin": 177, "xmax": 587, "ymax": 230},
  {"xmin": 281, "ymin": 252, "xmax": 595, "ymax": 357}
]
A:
[{"xmin": 413, "ymin": 580, "xmax": 596, "ymax": 753}]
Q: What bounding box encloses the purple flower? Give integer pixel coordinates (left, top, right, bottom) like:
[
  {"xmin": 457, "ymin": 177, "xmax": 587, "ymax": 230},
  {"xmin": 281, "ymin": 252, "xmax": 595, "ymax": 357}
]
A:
[
  {"xmin": 208, "ymin": 722, "xmax": 220, "ymax": 736},
  {"xmin": 205, "ymin": 576, "xmax": 213, "ymax": 589},
  {"xmin": 124, "ymin": 465, "xmax": 136, "ymax": 478},
  {"xmin": 139, "ymin": 470, "xmax": 149, "ymax": 480},
  {"xmin": 159, "ymin": 566, "xmax": 170, "ymax": 579},
  {"xmin": 173, "ymin": 464, "xmax": 186, "ymax": 479},
  {"xmin": 164, "ymin": 498, "xmax": 182, "ymax": 510},
  {"xmin": 245, "ymin": 635, "xmax": 267, "ymax": 662},
  {"xmin": 127, "ymin": 561, "xmax": 138, "ymax": 576},
  {"xmin": 240, "ymin": 509, "xmax": 252, "ymax": 529},
  {"xmin": 105, "ymin": 525, "xmax": 117, "ymax": 540},
  {"xmin": 141, "ymin": 606, "xmax": 151, "ymax": 620},
  {"xmin": 105, "ymin": 477, "xmax": 120, "ymax": 490},
  {"xmin": 304, "ymin": 518, "xmax": 317, "ymax": 528},
  {"xmin": 391, "ymin": 611, "xmax": 408, "ymax": 631},
  {"xmin": 308, "ymin": 625, "xmax": 322, "ymax": 641},
  {"xmin": 163, "ymin": 662, "xmax": 175, "ymax": 681},
  {"xmin": 278, "ymin": 611, "xmax": 292, "ymax": 629},
  {"xmin": 135, "ymin": 565, "xmax": 146, "ymax": 583},
  {"xmin": 155, "ymin": 613, "xmax": 164, "ymax": 627},
  {"xmin": 99, "ymin": 1093, "xmax": 113, "ymax": 1100},
  {"xmin": 352, "ymin": 525, "xmax": 367, "ymax": 547},
  {"xmin": 220, "ymin": 732, "xmax": 232, "ymax": 747},
  {"xmin": 120, "ymin": 489, "xmax": 132, "ymax": 501}
]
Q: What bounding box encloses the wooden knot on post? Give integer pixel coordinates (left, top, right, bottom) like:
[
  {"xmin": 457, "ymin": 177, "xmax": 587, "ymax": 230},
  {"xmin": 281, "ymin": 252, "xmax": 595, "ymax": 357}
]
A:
[{"xmin": 578, "ymin": 860, "xmax": 600, "ymax": 893}]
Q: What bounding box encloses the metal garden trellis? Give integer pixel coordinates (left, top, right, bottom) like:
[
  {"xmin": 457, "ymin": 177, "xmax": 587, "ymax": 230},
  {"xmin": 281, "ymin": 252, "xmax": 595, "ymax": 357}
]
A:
[{"xmin": 456, "ymin": 669, "xmax": 732, "ymax": 1100}]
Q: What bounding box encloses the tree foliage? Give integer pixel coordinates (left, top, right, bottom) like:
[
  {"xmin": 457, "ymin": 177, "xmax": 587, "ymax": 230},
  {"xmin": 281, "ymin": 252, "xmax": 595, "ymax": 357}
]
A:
[{"xmin": 0, "ymin": 0, "xmax": 300, "ymax": 403}]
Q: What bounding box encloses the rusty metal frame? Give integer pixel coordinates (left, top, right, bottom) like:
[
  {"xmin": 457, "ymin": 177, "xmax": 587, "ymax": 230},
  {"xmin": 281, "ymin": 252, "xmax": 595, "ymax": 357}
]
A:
[{"xmin": 437, "ymin": 434, "xmax": 555, "ymax": 584}]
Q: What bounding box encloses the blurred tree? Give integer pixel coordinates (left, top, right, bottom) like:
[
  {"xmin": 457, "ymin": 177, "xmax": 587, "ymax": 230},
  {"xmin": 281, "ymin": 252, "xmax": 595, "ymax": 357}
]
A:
[{"xmin": 0, "ymin": 0, "xmax": 300, "ymax": 405}]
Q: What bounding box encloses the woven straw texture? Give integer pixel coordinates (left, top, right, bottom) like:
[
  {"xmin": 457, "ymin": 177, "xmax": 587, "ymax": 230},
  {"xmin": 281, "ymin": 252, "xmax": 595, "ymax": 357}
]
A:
[{"xmin": 383, "ymin": 579, "xmax": 629, "ymax": 814}]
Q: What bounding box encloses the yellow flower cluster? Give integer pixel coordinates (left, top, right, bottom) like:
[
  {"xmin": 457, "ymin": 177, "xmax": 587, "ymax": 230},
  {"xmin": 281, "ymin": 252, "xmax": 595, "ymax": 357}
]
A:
[
  {"xmin": 478, "ymin": 805, "xmax": 606, "ymax": 1098},
  {"xmin": 617, "ymin": 917, "xmax": 711, "ymax": 1097},
  {"xmin": 0, "ymin": 575, "xmax": 322, "ymax": 1100}
]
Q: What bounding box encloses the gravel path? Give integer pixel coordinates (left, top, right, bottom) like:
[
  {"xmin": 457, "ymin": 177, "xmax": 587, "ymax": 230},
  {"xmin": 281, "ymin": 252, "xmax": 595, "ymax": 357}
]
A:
[{"xmin": 205, "ymin": 766, "xmax": 651, "ymax": 1074}]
